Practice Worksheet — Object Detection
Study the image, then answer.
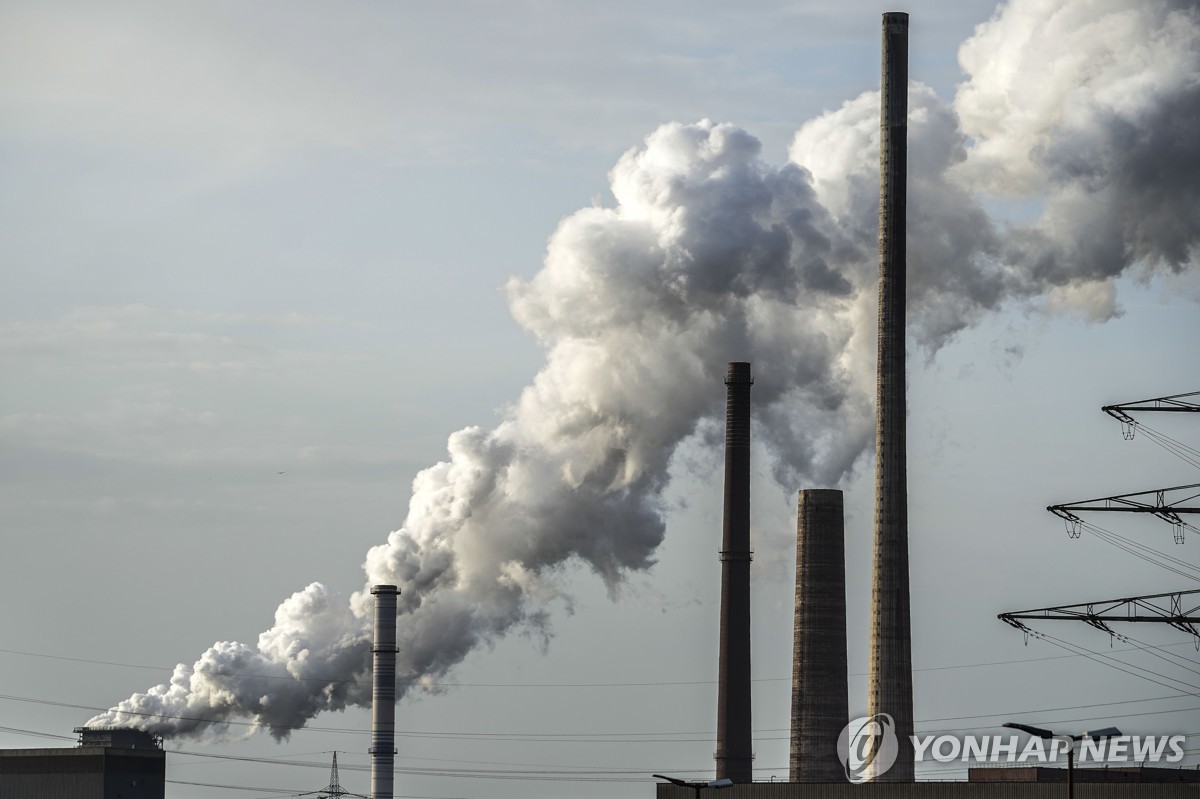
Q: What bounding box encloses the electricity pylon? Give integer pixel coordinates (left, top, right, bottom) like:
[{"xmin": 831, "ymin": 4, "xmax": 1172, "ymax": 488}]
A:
[
  {"xmin": 1000, "ymin": 393, "xmax": 1200, "ymax": 646},
  {"xmin": 1048, "ymin": 483, "xmax": 1200, "ymax": 543},
  {"xmin": 1000, "ymin": 589, "xmax": 1200, "ymax": 638},
  {"xmin": 317, "ymin": 752, "xmax": 348, "ymax": 799},
  {"xmin": 1103, "ymin": 391, "xmax": 1200, "ymax": 425}
]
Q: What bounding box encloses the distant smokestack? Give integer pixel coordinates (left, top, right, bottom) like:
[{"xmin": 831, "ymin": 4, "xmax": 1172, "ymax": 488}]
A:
[
  {"xmin": 790, "ymin": 489, "xmax": 848, "ymax": 783},
  {"xmin": 869, "ymin": 11, "xmax": 915, "ymax": 782},
  {"xmin": 715, "ymin": 361, "xmax": 754, "ymax": 784},
  {"xmin": 370, "ymin": 585, "xmax": 399, "ymax": 799}
]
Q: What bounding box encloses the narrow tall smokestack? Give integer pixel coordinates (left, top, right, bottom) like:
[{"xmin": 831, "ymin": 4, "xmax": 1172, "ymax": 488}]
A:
[
  {"xmin": 790, "ymin": 489, "xmax": 849, "ymax": 783},
  {"xmin": 715, "ymin": 361, "xmax": 754, "ymax": 784},
  {"xmin": 370, "ymin": 585, "xmax": 399, "ymax": 799},
  {"xmin": 869, "ymin": 11, "xmax": 915, "ymax": 782}
]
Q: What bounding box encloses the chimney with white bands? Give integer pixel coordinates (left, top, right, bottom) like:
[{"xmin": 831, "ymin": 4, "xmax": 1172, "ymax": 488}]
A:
[{"xmin": 370, "ymin": 585, "xmax": 399, "ymax": 799}]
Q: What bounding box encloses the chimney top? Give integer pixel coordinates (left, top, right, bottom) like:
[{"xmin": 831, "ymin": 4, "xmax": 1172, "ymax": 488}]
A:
[
  {"xmin": 725, "ymin": 362, "xmax": 754, "ymax": 385},
  {"xmin": 73, "ymin": 727, "xmax": 162, "ymax": 750}
]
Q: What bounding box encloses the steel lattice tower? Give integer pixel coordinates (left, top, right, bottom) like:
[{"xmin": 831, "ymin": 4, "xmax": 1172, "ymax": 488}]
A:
[{"xmin": 318, "ymin": 752, "xmax": 347, "ymax": 799}]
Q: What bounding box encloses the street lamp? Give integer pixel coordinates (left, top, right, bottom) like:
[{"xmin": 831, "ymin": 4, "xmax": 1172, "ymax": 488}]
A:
[
  {"xmin": 1001, "ymin": 722, "xmax": 1121, "ymax": 799},
  {"xmin": 652, "ymin": 774, "xmax": 733, "ymax": 799}
]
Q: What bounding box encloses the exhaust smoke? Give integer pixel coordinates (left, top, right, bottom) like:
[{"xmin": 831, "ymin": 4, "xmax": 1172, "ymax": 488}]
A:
[{"xmin": 88, "ymin": 0, "xmax": 1200, "ymax": 739}]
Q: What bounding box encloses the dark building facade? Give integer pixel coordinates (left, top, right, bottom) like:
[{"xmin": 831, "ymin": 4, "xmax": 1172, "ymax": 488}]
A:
[
  {"xmin": 0, "ymin": 729, "xmax": 164, "ymax": 799},
  {"xmin": 656, "ymin": 778, "xmax": 1200, "ymax": 799},
  {"xmin": 969, "ymin": 765, "xmax": 1200, "ymax": 783}
]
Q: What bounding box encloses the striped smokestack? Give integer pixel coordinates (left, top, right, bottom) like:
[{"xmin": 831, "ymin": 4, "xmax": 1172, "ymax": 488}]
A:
[
  {"xmin": 790, "ymin": 489, "xmax": 848, "ymax": 782},
  {"xmin": 370, "ymin": 584, "xmax": 399, "ymax": 799},
  {"xmin": 868, "ymin": 11, "xmax": 915, "ymax": 782},
  {"xmin": 715, "ymin": 361, "xmax": 754, "ymax": 783}
]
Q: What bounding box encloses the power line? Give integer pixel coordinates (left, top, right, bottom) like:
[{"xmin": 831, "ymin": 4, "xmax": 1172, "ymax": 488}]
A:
[
  {"xmin": 0, "ymin": 725, "xmax": 74, "ymax": 741},
  {"xmin": 1017, "ymin": 630, "xmax": 1200, "ymax": 699},
  {"xmin": 4, "ymin": 641, "xmax": 1197, "ymax": 689},
  {"xmin": 3, "ymin": 687, "xmax": 1197, "ymax": 745},
  {"xmin": 1075, "ymin": 518, "xmax": 1200, "ymax": 581},
  {"xmin": 1130, "ymin": 421, "xmax": 1200, "ymax": 469},
  {"xmin": 6, "ymin": 718, "xmax": 1199, "ymax": 790}
]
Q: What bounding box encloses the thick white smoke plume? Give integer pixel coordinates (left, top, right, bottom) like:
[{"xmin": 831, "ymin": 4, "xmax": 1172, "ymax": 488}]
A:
[{"xmin": 90, "ymin": 0, "xmax": 1200, "ymax": 739}]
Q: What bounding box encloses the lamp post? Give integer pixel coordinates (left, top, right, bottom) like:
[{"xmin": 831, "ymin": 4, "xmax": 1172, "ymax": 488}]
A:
[
  {"xmin": 652, "ymin": 774, "xmax": 733, "ymax": 799},
  {"xmin": 1001, "ymin": 722, "xmax": 1121, "ymax": 799}
]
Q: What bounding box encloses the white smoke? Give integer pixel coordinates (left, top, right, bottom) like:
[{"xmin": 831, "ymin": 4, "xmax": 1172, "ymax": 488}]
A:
[
  {"xmin": 89, "ymin": 0, "xmax": 1200, "ymax": 739},
  {"xmin": 956, "ymin": 0, "xmax": 1200, "ymax": 315}
]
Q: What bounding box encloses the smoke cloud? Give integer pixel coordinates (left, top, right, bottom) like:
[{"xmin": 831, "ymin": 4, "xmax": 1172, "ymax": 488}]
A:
[
  {"xmin": 955, "ymin": 0, "xmax": 1200, "ymax": 316},
  {"xmin": 89, "ymin": 0, "xmax": 1200, "ymax": 739}
]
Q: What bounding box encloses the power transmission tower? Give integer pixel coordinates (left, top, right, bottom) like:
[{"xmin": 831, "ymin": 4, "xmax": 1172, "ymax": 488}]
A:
[
  {"xmin": 999, "ymin": 589, "xmax": 1200, "ymax": 638},
  {"xmin": 1103, "ymin": 391, "xmax": 1200, "ymax": 426},
  {"xmin": 1101, "ymin": 390, "xmax": 1200, "ymax": 470},
  {"xmin": 1048, "ymin": 483, "xmax": 1200, "ymax": 543},
  {"xmin": 317, "ymin": 752, "xmax": 361, "ymax": 799},
  {"xmin": 1000, "ymin": 394, "xmax": 1200, "ymax": 647}
]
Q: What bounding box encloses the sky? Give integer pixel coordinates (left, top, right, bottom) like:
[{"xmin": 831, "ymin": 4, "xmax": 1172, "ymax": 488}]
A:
[{"xmin": 2, "ymin": 0, "xmax": 1200, "ymax": 797}]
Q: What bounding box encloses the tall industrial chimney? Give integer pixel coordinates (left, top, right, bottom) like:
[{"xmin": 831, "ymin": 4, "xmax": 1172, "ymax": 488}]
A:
[
  {"xmin": 715, "ymin": 361, "xmax": 754, "ymax": 784},
  {"xmin": 868, "ymin": 11, "xmax": 915, "ymax": 782},
  {"xmin": 370, "ymin": 584, "xmax": 400, "ymax": 799},
  {"xmin": 790, "ymin": 489, "xmax": 849, "ymax": 783}
]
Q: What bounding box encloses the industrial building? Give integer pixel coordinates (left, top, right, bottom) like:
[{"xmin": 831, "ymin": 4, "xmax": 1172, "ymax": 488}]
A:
[
  {"xmin": 655, "ymin": 778, "xmax": 1200, "ymax": 799},
  {"xmin": 970, "ymin": 766, "xmax": 1200, "ymax": 784},
  {"xmin": 0, "ymin": 727, "xmax": 165, "ymax": 799}
]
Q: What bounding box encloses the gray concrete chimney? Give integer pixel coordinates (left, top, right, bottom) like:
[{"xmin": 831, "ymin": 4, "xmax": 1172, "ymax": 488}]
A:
[
  {"xmin": 868, "ymin": 10, "xmax": 915, "ymax": 782},
  {"xmin": 790, "ymin": 489, "xmax": 849, "ymax": 782}
]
